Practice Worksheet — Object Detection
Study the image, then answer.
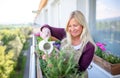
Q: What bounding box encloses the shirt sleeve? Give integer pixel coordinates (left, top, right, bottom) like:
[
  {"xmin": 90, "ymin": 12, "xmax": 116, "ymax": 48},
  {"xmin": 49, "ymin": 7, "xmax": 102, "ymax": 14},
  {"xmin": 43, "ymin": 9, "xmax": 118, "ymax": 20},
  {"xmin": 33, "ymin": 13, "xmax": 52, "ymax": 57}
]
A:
[{"xmin": 78, "ymin": 42, "xmax": 95, "ymax": 72}]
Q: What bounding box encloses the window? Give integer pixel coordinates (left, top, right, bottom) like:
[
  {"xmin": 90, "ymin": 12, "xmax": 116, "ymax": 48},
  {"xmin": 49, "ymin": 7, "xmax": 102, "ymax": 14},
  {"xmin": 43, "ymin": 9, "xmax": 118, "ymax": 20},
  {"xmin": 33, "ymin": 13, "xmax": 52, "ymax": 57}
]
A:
[{"xmin": 95, "ymin": 0, "xmax": 120, "ymax": 55}]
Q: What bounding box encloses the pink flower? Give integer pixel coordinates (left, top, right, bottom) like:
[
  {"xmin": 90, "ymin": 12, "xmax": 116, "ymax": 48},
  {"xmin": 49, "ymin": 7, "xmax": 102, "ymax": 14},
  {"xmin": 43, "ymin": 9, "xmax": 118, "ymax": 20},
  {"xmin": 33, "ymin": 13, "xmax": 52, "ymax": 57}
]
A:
[
  {"xmin": 96, "ymin": 42, "xmax": 106, "ymax": 51},
  {"xmin": 34, "ymin": 32, "xmax": 40, "ymax": 36}
]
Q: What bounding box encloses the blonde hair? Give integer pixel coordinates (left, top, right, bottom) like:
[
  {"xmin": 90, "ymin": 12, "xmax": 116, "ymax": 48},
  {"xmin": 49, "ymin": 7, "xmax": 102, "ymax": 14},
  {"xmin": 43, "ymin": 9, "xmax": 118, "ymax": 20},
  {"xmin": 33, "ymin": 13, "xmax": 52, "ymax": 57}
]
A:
[{"xmin": 65, "ymin": 10, "xmax": 96, "ymax": 51}]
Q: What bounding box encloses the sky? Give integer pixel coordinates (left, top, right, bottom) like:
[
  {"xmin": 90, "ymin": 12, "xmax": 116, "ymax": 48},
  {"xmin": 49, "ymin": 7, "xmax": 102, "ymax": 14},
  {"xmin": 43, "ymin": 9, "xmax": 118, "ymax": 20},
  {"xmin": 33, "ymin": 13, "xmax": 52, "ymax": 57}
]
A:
[
  {"xmin": 0, "ymin": 0, "xmax": 40, "ymax": 24},
  {"xmin": 0, "ymin": 0, "xmax": 120, "ymax": 24},
  {"xmin": 96, "ymin": 0, "xmax": 120, "ymax": 20}
]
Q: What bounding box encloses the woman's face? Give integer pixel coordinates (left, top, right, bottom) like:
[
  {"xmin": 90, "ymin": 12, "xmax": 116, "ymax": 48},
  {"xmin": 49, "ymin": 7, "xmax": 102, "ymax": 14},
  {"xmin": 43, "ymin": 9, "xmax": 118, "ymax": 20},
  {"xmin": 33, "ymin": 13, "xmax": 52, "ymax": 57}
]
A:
[{"xmin": 68, "ymin": 18, "xmax": 83, "ymax": 38}]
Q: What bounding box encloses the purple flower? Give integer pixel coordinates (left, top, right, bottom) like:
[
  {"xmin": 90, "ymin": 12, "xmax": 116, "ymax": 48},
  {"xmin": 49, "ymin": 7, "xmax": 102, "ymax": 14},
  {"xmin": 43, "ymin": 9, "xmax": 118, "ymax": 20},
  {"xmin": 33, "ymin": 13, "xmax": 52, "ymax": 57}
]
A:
[
  {"xmin": 96, "ymin": 42, "xmax": 106, "ymax": 51},
  {"xmin": 53, "ymin": 41, "xmax": 61, "ymax": 50}
]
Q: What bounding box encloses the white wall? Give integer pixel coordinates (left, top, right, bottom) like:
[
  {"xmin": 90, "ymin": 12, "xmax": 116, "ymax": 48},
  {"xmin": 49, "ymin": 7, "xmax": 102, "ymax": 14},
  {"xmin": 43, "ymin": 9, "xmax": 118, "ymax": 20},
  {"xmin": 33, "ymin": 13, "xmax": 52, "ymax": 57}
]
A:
[
  {"xmin": 35, "ymin": 0, "xmax": 78, "ymax": 28},
  {"xmin": 77, "ymin": 0, "xmax": 89, "ymax": 22},
  {"xmin": 59, "ymin": 0, "xmax": 77, "ymax": 28},
  {"xmin": 34, "ymin": 0, "xmax": 92, "ymax": 28}
]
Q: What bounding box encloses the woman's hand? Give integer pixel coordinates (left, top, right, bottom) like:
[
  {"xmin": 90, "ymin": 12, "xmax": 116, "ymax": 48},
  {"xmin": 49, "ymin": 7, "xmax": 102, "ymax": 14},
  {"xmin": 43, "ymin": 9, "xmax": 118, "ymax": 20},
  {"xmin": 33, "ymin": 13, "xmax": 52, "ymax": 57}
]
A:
[{"xmin": 42, "ymin": 54, "xmax": 47, "ymax": 60}]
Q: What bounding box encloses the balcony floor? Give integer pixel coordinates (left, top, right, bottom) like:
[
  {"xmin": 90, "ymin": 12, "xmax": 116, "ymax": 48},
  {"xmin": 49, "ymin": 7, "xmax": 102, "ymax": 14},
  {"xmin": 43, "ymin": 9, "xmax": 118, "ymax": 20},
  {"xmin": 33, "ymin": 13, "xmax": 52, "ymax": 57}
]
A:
[{"xmin": 88, "ymin": 62, "xmax": 120, "ymax": 78}]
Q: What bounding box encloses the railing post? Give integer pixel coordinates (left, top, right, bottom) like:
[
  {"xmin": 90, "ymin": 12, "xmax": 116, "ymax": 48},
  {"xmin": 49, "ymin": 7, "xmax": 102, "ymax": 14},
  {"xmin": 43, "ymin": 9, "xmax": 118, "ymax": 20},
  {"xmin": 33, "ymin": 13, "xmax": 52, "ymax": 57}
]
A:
[{"xmin": 29, "ymin": 34, "xmax": 36, "ymax": 78}]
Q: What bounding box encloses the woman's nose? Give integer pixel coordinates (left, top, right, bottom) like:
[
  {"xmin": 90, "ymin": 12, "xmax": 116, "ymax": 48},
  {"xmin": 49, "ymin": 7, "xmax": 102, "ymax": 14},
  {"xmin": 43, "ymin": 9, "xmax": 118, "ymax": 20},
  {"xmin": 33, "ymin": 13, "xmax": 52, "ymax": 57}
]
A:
[{"xmin": 70, "ymin": 26, "xmax": 75, "ymax": 31}]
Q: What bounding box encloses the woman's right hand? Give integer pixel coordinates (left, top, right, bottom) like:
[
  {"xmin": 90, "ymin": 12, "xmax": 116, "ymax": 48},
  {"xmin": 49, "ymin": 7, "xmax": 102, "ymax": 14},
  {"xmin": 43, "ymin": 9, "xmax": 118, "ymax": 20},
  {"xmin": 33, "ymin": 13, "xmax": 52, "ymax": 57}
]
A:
[{"xmin": 42, "ymin": 54, "xmax": 47, "ymax": 60}]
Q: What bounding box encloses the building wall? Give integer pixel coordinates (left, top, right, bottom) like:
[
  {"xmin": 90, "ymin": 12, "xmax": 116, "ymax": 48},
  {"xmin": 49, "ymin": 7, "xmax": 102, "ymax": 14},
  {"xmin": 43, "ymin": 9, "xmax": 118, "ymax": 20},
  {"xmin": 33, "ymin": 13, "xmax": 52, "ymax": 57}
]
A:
[{"xmin": 35, "ymin": 0, "xmax": 91, "ymax": 28}]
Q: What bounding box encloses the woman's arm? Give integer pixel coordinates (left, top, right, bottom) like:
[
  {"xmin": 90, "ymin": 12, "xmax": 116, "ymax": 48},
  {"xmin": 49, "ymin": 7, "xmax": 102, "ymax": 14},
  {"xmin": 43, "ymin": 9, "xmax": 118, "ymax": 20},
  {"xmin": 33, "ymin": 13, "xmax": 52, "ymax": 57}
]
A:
[{"xmin": 78, "ymin": 42, "xmax": 95, "ymax": 71}]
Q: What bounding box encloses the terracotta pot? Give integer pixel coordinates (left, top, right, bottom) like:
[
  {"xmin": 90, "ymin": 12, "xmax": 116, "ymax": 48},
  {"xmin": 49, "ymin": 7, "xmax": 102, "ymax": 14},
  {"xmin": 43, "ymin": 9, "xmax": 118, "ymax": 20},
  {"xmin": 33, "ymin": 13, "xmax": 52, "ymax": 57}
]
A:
[{"xmin": 93, "ymin": 55, "xmax": 120, "ymax": 75}]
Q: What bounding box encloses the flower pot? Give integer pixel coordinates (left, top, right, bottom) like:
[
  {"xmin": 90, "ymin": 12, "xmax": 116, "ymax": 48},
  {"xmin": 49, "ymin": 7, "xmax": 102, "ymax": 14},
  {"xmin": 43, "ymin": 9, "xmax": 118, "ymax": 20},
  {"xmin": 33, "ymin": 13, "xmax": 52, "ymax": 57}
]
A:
[
  {"xmin": 93, "ymin": 55, "xmax": 120, "ymax": 75},
  {"xmin": 36, "ymin": 56, "xmax": 43, "ymax": 78}
]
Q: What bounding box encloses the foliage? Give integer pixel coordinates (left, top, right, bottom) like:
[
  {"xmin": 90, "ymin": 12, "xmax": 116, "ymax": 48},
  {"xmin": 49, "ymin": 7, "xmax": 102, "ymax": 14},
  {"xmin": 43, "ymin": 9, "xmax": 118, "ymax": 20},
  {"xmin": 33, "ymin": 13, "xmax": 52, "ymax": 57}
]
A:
[
  {"xmin": 7, "ymin": 36, "xmax": 23, "ymax": 60},
  {"xmin": 19, "ymin": 26, "xmax": 32, "ymax": 38},
  {"xmin": 0, "ymin": 26, "xmax": 31, "ymax": 78},
  {"xmin": 22, "ymin": 40, "xmax": 30, "ymax": 50},
  {"xmin": 36, "ymin": 36, "xmax": 83, "ymax": 78},
  {"xmin": 36, "ymin": 36, "xmax": 54, "ymax": 44},
  {"xmin": 40, "ymin": 50, "xmax": 81, "ymax": 78},
  {"xmin": 36, "ymin": 36, "xmax": 43, "ymax": 44},
  {"xmin": 9, "ymin": 55, "xmax": 26, "ymax": 78},
  {"xmin": 0, "ymin": 29, "xmax": 16, "ymax": 45},
  {"xmin": 10, "ymin": 52, "xmax": 27, "ymax": 78},
  {"xmin": 95, "ymin": 42, "xmax": 120, "ymax": 64},
  {"xmin": 102, "ymin": 52, "xmax": 120, "ymax": 64},
  {"xmin": 0, "ymin": 27, "xmax": 31, "ymax": 60},
  {"xmin": 0, "ymin": 46, "xmax": 16, "ymax": 78}
]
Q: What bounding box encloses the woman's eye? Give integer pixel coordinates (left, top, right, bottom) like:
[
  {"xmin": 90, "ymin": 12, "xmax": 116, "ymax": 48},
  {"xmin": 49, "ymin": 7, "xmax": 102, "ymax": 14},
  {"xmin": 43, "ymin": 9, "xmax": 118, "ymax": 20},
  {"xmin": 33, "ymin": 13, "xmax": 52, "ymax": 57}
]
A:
[
  {"xmin": 68, "ymin": 25, "xmax": 71, "ymax": 27},
  {"xmin": 74, "ymin": 25, "xmax": 78, "ymax": 27}
]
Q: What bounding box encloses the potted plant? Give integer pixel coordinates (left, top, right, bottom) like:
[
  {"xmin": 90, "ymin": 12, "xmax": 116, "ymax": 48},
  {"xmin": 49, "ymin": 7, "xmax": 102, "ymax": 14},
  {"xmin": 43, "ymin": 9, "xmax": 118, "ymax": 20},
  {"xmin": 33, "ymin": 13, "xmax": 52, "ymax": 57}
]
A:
[
  {"xmin": 93, "ymin": 42, "xmax": 120, "ymax": 75},
  {"xmin": 35, "ymin": 36, "xmax": 85, "ymax": 78}
]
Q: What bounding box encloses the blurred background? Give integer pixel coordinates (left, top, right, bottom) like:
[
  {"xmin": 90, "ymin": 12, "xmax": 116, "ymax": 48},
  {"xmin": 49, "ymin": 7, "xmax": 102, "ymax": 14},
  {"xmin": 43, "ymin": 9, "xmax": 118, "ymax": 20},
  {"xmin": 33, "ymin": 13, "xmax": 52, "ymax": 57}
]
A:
[{"xmin": 0, "ymin": 0, "xmax": 120, "ymax": 78}]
